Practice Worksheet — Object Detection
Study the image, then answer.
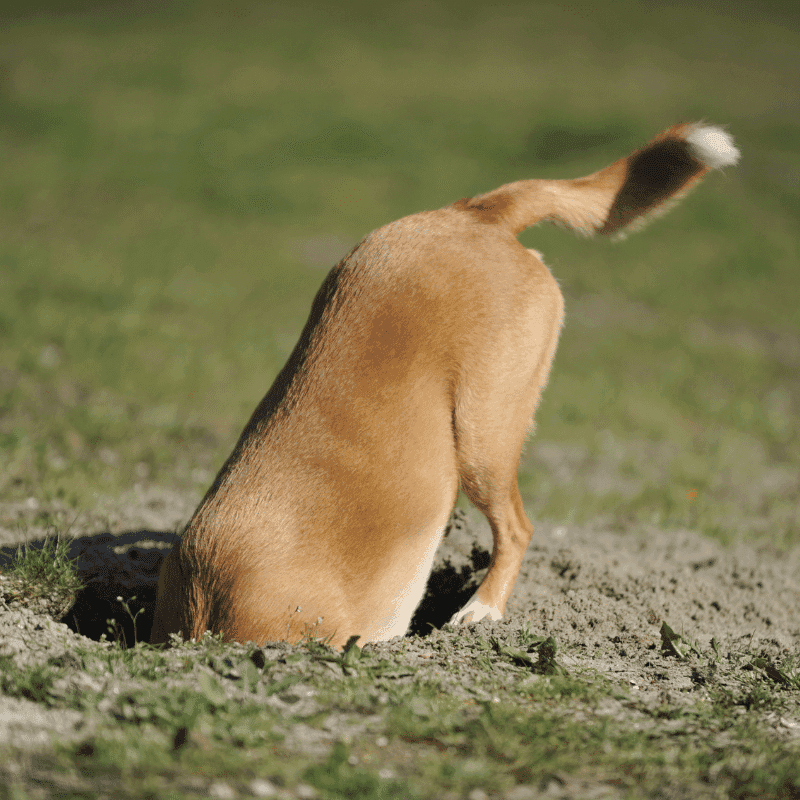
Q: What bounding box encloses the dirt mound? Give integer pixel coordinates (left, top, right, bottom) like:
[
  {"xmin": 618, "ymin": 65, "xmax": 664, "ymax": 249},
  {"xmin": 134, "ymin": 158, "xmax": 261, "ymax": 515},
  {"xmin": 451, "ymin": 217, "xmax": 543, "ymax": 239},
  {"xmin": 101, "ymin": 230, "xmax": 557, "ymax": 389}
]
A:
[{"xmin": 425, "ymin": 509, "xmax": 800, "ymax": 708}]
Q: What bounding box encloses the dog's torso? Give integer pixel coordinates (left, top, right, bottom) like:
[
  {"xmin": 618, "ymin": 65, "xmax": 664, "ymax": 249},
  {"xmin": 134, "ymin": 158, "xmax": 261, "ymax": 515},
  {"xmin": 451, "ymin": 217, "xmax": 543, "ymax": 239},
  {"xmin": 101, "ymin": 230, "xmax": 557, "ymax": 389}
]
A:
[{"xmin": 153, "ymin": 209, "xmax": 562, "ymax": 646}]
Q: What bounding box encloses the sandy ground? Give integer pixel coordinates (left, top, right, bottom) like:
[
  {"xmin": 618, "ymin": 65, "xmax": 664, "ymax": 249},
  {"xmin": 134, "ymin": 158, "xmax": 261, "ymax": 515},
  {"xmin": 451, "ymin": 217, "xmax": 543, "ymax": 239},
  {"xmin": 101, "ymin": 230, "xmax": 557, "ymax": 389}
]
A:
[
  {"xmin": 429, "ymin": 509, "xmax": 800, "ymax": 707},
  {"xmin": 1, "ymin": 487, "xmax": 799, "ymax": 797},
  {"xmin": 2, "ymin": 486, "xmax": 799, "ymax": 684}
]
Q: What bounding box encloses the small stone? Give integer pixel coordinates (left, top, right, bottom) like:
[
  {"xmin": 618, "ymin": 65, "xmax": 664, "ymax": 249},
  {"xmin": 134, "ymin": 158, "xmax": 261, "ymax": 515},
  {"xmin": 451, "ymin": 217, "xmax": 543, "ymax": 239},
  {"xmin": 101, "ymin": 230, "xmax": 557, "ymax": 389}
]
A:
[{"xmin": 249, "ymin": 779, "xmax": 277, "ymax": 797}]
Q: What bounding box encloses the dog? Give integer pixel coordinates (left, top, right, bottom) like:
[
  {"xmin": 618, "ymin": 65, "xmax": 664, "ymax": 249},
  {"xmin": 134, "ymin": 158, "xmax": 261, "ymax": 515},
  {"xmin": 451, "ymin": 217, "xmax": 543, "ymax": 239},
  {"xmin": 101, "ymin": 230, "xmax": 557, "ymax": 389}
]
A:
[{"xmin": 150, "ymin": 122, "xmax": 739, "ymax": 649}]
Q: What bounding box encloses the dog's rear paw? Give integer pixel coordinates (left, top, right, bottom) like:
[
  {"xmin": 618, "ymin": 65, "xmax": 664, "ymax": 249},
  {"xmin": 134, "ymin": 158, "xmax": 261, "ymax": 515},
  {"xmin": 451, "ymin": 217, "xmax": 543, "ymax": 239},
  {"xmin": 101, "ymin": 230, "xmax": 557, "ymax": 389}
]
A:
[{"xmin": 448, "ymin": 594, "xmax": 502, "ymax": 627}]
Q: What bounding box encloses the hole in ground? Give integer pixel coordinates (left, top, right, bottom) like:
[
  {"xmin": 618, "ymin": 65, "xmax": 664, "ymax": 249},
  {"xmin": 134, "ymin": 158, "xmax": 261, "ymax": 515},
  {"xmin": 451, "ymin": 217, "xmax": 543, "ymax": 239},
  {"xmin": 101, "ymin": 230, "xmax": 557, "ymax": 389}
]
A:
[
  {"xmin": 0, "ymin": 530, "xmax": 176, "ymax": 648},
  {"xmin": 409, "ymin": 544, "xmax": 491, "ymax": 637},
  {"xmin": 59, "ymin": 530, "xmax": 177, "ymax": 645}
]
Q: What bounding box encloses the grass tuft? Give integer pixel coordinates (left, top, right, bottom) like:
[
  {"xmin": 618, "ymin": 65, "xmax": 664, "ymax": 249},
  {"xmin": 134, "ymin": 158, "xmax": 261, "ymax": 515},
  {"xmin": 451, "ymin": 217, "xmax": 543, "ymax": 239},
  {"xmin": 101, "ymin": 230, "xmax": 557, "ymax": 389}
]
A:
[{"xmin": 1, "ymin": 532, "xmax": 83, "ymax": 616}]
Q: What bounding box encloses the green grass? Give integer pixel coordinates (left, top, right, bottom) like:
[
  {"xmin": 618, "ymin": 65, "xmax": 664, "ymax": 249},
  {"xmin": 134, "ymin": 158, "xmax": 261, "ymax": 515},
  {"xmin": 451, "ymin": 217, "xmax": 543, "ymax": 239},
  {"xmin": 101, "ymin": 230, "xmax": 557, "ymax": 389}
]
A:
[
  {"xmin": 1, "ymin": 630, "xmax": 798, "ymax": 799},
  {"xmin": 0, "ymin": 0, "xmax": 798, "ymax": 544},
  {"xmin": 1, "ymin": 533, "xmax": 83, "ymax": 607}
]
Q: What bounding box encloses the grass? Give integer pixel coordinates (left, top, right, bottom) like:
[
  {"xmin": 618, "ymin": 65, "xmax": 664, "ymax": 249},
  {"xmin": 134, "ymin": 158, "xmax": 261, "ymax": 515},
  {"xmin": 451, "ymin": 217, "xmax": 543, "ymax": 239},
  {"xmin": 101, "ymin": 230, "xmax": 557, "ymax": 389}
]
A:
[
  {"xmin": 1, "ymin": 628, "xmax": 798, "ymax": 799},
  {"xmin": 0, "ymin": 533, "xmax": 83, "ymax": 610},
  {"xmin": 5, "ymin": 535, "xmax": 79, "ymax": 593},
  {"xmin": 0, "ymin": 0, "xmax": 797, "ymax": 547}
]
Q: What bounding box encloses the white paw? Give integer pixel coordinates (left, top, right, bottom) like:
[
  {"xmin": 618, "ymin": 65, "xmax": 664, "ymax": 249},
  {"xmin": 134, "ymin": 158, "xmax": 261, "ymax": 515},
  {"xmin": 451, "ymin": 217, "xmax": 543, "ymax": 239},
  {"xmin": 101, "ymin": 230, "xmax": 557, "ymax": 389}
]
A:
[{"xmin": 449, "ymin": 594, "xmax": 502, "ymax": 627}]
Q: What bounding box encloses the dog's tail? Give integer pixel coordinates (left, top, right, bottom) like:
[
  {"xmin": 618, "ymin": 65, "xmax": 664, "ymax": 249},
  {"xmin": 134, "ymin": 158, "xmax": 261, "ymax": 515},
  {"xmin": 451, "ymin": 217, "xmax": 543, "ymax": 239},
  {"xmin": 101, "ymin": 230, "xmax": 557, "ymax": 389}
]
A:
[{"xmin": 457, "ymin": 123, "xmax": 739, "ymax": 237}]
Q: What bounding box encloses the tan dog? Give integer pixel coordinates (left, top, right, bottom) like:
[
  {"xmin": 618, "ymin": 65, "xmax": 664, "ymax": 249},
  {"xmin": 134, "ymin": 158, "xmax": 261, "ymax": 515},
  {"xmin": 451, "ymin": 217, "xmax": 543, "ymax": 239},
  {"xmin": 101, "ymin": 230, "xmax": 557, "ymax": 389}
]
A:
[{"xmin": 151, "ymin": 122, "xmax": 738, "ymax": 649}]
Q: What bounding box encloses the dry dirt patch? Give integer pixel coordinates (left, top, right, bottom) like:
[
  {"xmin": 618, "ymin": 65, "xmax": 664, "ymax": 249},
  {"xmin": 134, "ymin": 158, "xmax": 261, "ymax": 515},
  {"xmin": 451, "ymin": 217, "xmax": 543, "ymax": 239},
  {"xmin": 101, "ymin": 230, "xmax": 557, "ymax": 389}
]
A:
[{"xmin": 1, "ymin": 491, "xmax": 799, "ymax": 798}]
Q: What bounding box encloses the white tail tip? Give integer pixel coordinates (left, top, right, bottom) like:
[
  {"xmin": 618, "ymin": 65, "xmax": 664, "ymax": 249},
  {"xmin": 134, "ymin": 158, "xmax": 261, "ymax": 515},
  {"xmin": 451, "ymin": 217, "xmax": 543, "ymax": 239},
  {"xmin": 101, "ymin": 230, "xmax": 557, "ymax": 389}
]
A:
[{"xmin": 685, "ymin": 124, "xmax": 740, "ymax": 169}]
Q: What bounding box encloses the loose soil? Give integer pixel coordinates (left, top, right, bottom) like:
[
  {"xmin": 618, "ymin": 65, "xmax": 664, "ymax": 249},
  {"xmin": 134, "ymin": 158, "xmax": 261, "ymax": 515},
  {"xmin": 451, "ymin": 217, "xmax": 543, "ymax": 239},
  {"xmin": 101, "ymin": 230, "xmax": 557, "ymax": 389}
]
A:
[{"xmin": 1, "ymin": 487, "xmax": 799, "ymax": 798}]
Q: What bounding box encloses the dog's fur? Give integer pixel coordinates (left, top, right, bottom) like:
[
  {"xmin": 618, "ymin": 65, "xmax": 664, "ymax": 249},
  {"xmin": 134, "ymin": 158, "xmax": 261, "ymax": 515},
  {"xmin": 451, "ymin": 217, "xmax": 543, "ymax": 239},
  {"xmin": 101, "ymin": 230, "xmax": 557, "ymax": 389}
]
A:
[{"xmin": 150, "ymin": 122, "xmax": 739, "ymax": 649}]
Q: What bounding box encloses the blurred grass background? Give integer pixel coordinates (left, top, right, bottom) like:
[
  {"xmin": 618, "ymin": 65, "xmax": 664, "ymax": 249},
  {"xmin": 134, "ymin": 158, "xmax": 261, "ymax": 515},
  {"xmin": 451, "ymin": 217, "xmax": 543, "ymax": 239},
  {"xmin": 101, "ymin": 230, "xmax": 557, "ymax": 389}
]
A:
[{"xmin": 1, "ymin": 0, "xmax": 798, "ymax": 545}]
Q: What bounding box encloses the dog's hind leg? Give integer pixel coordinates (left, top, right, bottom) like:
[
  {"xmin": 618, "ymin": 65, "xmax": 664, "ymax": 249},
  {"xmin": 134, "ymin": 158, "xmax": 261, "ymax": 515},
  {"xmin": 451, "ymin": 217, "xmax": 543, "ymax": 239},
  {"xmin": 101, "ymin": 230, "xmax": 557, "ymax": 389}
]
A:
[{"xmin": 449, "ymin": 250, "xmax": 564, "ymax": 626}]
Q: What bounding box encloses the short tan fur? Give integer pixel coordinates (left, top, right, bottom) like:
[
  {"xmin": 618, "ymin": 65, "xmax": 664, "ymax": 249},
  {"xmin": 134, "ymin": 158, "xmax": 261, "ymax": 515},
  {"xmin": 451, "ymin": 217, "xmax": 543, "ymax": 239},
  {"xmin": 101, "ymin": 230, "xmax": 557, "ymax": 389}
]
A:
[{"xmin": 151, "ymin": 122, "xmax": 738, "ymax": 649}]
